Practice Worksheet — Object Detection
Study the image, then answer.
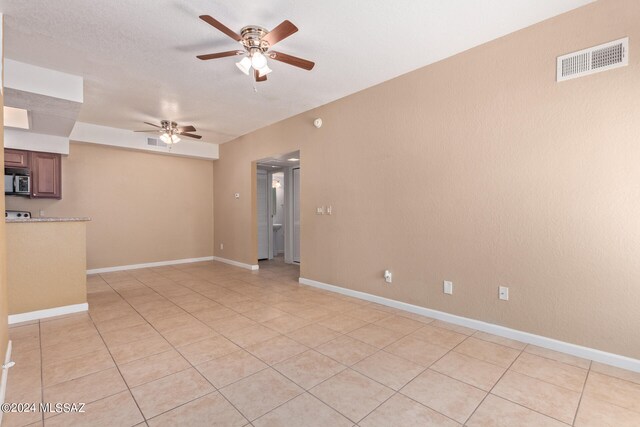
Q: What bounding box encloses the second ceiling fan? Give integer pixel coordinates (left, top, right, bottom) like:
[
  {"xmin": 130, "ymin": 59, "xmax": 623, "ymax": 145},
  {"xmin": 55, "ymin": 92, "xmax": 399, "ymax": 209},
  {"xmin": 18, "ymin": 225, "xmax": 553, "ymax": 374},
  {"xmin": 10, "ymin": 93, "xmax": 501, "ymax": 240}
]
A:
[{"xmin": 197, "ymin": 15, "xmax": 315, "ymax": 82}]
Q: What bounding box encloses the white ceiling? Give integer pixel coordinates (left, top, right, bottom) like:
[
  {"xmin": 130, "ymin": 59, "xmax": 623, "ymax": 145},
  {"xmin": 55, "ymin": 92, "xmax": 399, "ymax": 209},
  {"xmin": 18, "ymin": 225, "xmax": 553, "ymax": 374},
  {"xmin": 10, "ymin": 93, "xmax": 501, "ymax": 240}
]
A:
[{"xmin": 0, "ymin": 0, "xmax": 594, "ymax": 144}]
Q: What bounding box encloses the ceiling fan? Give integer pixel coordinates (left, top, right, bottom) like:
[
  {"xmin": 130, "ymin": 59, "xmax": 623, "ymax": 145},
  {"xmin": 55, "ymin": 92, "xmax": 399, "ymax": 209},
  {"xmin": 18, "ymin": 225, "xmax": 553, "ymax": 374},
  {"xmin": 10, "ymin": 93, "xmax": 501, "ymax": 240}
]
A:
[
  {"xmin": 134, "ymin": 120, "xmax": 202, "ymax": 144},
  {"xmin": 196, "ymin": 15, "xmax": 315, "ymax": 82}
]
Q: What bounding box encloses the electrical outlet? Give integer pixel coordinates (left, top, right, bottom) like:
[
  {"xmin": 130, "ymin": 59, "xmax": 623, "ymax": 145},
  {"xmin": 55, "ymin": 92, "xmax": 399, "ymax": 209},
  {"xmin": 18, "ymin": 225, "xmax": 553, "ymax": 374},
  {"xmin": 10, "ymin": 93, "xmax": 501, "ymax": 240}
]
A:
[
  {"xmin": 316, "ymin": 206, "xmax": 325, "ymax": 215},
  {"xmin": 443, "ymin": 280, "xmax": 453, "ymax": 295},
  {"xmin": 499, "ymin": 286, "xmax": 509, "ymax": 301},
  {"xmin": 326, "ymin": 205, "xmax": 333, "ymax": 215},
  {"xmin": 234, "ymin": 193, "xmax": 240, "ymax": 199},
  {"xmin": 220, "ymin": 243, "xmax": 224, "ymax": 250},
  {"xmin": 384, "ymin": 270, "xmax": 392, "ymax": 284}
]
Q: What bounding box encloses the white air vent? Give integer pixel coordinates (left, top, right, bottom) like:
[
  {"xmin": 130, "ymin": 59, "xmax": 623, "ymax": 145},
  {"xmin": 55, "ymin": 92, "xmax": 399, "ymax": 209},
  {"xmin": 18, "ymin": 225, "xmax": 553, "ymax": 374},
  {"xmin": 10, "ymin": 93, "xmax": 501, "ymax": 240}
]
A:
[
  {"xmin": 557, "ymin": 37, "xmax": 628, "ymax": 82},
  {"xmin": 147, "ymin": 137, "xmax": 167, "ymax": 148}
]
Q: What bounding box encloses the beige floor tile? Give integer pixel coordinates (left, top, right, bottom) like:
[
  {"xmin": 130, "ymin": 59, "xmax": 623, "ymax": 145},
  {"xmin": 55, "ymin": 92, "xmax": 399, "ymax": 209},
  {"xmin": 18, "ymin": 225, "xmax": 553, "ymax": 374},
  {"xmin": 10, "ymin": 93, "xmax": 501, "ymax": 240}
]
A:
[
  {"xmin": 409, "ymin": 325, "xmax": 467, "ymax": 349},
  {"xmin": 373, "ymin": 315, "xmax": 425, "ymax": 334},
  {"xmin": 431, "ymin": 320, "xmax": 476, "ymax": 336},
  {"xmin": 148, "ymin": 313, "xmax": 204, "ymax": 333},
  {"xmin": 176, "ymin": 335, "xmax": 239, "ymax": 365},
  {"xmin": 43, "ymin": 348, "xmax": 115, "ymax": 387},
  {"xmin": 262, "ymin": 314, "xmax": 312, "ymax": 334},
  {"xmin": 245, "ymin": 335, "xmax": 308, "ymax": 365},
  {"xmin": 41, "ymin": 334, "xmax": 106, "ymax": 365},
  {"xmin": 583, "ymin": 371, "xmax": 640, "ymax": 413},
  {"xmin": 524, "ymin": 345, "xmax": 591, "ymax": 369},
  {"xmin": 397, "ymin": 312, "xmax": 435, "ymax": 325},
  {"xmin": 131, "ymin": 368, "xmax": 214, "ymax": 419},
  {"xmin": 101, "ymin": 323, "xmax": 159, "ymax": 347},
  {"xmin": 575, "ymin": 395, "xmax": 640, "ymax": 427},
  {"xmin": 147, "ymin": 392, "xmax": 247, "ymax": 427},
  {"xmin": 384, "ymin": 335, "xmax": 450, "ymax": 367},
  {"xmin": 454, "ymin": 337, "xmax": 520, "ymax": 368},
  {"xmin": 220, "ymin": 368, "xmax": 303, "ymax": 421},
  {"xmin": 253, "ymin": 392, "xmax": 352, "ymax": 427},
  {"xmin": 352, "ymin": 350, "xmax": 425, "ymax": 391},
  {"xmin": 400, "ymin": 369, "xmax": 486, "ymax": 424},
  {"xmin": 591, "ymin": 362, "xmax": 640, "ymax": 385},
  {"xmin": 316, "ymin": 314, "xmax": 368, "ymax": 334},
  {"xmin": 511, "ymin": 351, "xmax": 588, "ymax": 392},
  {"xmin": 492, "ymin": 370, "xmax": 581, "ymax": 424},
  {"xmin": 109, "ymin": 334, "xmax": 173, "ymax": 365},
  {"xmin": 43, "ymin": 367, "xmax": 127, "ymax": 406},
  {"xmin": 431, "ymin": 351, "xmax": 506, "ymax": 391},
  {"xmin": 223, "ymin": 324, "xmax": 280, "ymax": 347},
  {"xmin": 197, "ymin": 349, "xmax": 268, "ymax": 388},
  {"xmin": 472, "ymin": 331, "xmax": 527, "ymax": 350},
  {"xmin": 285, "ymin": 324, "xmax": 341, "ymax": 348},
  {"xmin": 467, "ymin": 394, "xmax": 568, "ymax": 427},
  {"xmin": 347, "ymin": 324, "xmax": 404, "ymax": 348},
  {"xmin": 1, "ymin": 410, "xmax": 42, "ymax": 427},
  {"xmin": 93, "ymin": 313, "xmax": 147, "ymax": 333},
  {"xmin": 119, "ymin": 349, "xmax": 191, "ymax": 387},
  {"xmin": 5, "ymin": 348, "xmax": 42, "ymax": 398},
  {"xmin": 45, "ymin": 391, "xmax": 144, "ymax": 427},
  {"xmin": 206, "ymin": 314, "xmax": 258, "ymax": 334},
  {"xmin": 9, "ymin": 324, "xmax": 41, "ymax": 353},
  {"xmin": 310, "ymin": 369, "xmax": 394, "ymax": 423},
  {"xmin": 41, "ymin": 325, "xmax": 99, "ymax": 349},
  {"xmin": 243, "ymin": 306, "xmax": 289, "ymax": 323},
  {"xmin": 348, "ymin": 307, "xmax": 393, "ymax": 323},
  {"xmin": 360, "ymin": 393, "xmax": 460, "ymax": 427},
  {"xmin": 274, "ymin": 350, "xmax": 346, "ymax": 390},
  {"xmin": 316, "ymin": 335, "xmax": 378, "ymax": 366},
  {"xmin": 161, "ymin": 323, "xmax": 219, "ymax": 347}
]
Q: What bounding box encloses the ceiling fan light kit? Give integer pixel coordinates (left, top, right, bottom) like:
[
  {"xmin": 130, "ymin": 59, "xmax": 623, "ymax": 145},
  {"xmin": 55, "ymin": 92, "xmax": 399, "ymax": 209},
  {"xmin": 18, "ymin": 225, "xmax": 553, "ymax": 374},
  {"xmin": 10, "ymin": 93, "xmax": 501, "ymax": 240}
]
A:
[
  {"xmin": 197, "ymin": 15, "xmax": 315, "ymax": 83},
  {"xmin": 134, "ymin": 120, "xmax": 201, "ymax": 145}
]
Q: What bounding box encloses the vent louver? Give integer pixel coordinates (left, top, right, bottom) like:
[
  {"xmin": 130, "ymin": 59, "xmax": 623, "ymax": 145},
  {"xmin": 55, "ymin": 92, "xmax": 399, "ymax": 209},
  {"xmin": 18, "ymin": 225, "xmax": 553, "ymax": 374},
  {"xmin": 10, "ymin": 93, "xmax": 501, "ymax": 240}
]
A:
[
  {"xmin": 557, "ymin": 37, "xmax": 628, "ymax": 82},
  {"xmin": 147, "ymin": 137, "xmax": 168, "ymax": 148}
]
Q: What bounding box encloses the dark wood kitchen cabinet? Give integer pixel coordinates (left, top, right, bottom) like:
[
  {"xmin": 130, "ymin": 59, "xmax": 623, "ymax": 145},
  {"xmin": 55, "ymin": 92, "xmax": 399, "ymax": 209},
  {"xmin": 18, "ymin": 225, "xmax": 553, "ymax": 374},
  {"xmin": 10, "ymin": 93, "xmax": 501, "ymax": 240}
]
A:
[
  {"xmin": 4, "ymin": 148, "xmax": 30, "ymax": 168},
  {"xmin": 30, "ymin": 151, "xmax": 62, "ymax": 199}
]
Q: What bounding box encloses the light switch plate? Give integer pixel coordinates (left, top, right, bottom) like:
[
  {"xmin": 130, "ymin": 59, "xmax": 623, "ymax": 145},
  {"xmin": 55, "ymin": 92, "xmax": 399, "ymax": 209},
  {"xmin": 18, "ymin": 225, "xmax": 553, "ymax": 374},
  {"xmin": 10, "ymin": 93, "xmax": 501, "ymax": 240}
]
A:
[
  {"xmin": 443, "ymin": 281, "xmax": 453, "ymax": 295},
  {"xmin": 499, "ymin": 286, "xmax": 509, "ymax": 301}
]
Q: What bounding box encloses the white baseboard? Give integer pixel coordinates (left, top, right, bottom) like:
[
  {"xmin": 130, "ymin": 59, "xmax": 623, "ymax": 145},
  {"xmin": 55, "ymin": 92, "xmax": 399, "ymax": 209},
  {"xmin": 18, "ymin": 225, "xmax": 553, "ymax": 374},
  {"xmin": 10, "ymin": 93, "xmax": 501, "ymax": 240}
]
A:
[
  {"xmin": 87, "ymin": 256, "xmax": 215, "ymax": 274},
  {"xmin": 0, "ymin": 340, "xmax": 12, "ymax": 426},
  {"xmin": 212, "ymin": 256, "xmax": 259, "ymax": 271},
  {"xmin": 299, "ymin": 277, "xmax": 640, "ymax": 373},
  {"xmin": 8, "ymin": 303, "xmax": 89, "ymax": 324}
]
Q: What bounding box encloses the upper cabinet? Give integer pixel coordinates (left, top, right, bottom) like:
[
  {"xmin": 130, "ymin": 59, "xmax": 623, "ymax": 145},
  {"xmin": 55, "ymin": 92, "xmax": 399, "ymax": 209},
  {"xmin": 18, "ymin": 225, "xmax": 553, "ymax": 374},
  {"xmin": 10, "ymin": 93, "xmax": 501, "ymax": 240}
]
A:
[
  {"xmin": 30, "ymin": 151, "xmax": 62, "ymax": 199},
  {"xmin": 5, "ymin": 148, "xmax": 30, "ymax": 169}
]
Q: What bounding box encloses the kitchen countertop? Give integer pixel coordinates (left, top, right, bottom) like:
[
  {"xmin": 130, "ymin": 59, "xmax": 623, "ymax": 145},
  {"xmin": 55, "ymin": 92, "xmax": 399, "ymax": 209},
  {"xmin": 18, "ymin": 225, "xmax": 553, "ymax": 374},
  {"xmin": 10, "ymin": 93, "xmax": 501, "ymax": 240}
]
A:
[{"xmin": 5, "ymin": 217, "xmax": 91, "ymax": 223}]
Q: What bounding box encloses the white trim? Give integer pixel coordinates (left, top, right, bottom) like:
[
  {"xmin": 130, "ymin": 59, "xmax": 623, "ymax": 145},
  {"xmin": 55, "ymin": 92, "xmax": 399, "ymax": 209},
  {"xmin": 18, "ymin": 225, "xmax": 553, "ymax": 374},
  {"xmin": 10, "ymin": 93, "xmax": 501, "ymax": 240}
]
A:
[
  {"xmin": 212, "ymin": 256, "xmax": 259, "ymax": 271},
  {"xmin": 0, "ymin": 340, "xmax": 12, "ymax": 426},
  {"xmin": 86, "ymin": 256, "xmax": 214, "ymax": 274},
  {"xmin": 8, "ymin": 303, "xmax": 89, "ymax": 324},
  {"xmin": 299, "ymin": 277, "xmax": 640, "ymax": 373}
]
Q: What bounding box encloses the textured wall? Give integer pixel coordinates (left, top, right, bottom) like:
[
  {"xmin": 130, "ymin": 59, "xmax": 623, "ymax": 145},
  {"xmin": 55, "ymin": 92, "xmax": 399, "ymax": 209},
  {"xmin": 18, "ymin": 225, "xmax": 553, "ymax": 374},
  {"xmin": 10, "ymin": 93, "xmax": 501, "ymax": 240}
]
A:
[
  {"xmin": 6, "ymin": 143, "xmax": 214, "ymax": 269},
  {"xmin": 213, "ymin": 0, "xmax": 640, "ymax": 358}
]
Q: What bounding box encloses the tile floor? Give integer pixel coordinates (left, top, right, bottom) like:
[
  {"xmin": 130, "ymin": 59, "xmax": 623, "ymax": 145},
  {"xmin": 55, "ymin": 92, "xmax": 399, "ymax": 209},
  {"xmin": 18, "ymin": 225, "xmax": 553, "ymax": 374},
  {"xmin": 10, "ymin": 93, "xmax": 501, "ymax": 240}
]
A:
[{"xmin": 3, "ymin": 259, "xmax": 640, "ymax": 426}]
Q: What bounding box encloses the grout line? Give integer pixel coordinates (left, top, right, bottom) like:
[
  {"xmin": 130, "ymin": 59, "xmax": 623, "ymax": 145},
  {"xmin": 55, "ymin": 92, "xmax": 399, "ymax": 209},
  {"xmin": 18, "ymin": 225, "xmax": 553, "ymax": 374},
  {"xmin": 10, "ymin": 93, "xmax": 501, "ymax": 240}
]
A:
[
  {"xmin": 572, "ymin": 361, "xmax": 592, "ymax": 426},
  {"xmin": 38, "ymin": 320, "xmax": 44, "ymax": 425}
]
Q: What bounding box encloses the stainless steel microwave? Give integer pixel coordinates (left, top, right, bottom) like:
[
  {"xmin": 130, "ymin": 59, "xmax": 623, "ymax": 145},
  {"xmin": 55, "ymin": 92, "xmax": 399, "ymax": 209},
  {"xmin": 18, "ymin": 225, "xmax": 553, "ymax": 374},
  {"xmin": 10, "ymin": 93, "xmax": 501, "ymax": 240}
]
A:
[{"xmin": 4, "ymin": 172, "xmax": 31, "ymax": 195}]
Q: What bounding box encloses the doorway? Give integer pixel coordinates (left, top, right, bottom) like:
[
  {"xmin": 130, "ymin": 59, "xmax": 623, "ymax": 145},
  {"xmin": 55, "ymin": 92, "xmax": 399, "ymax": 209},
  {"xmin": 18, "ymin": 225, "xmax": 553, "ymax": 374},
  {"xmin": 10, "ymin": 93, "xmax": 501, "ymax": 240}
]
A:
[{"xmin": 255, "ymin": 151, "xmax": 300, "ymax": 266}]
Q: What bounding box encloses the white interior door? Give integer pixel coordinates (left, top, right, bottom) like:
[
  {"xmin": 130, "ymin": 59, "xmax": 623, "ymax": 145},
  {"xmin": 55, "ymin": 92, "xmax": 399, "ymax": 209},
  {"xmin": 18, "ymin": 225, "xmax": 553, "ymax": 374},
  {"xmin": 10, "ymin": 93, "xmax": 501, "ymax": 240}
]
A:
[
  {"xmin": 257, "ymin": 170, "xmax": 269, "ymax": 260},
  {"xmin": 292, "ymin": 168, "xmax": 300, "ymax": 263}
]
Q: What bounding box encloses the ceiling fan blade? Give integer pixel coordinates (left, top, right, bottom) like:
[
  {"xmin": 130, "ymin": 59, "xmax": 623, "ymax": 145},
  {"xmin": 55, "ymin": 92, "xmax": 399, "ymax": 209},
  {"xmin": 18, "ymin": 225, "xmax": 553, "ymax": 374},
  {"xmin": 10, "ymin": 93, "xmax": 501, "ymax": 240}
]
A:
[
  {"xmin": 143, "ymin": 122, "xmax": 162, "ymax": 128},
  {"xmin": 179, "ymin": 132, "xmax": 202, "ymax": 139},
  {"xmin": 262, "ymin": 20, "xmax": 298, "ymax": 47},
  {"xmin": 268, "ymin": 51, "xmax": 315, "ymax": 70},
  {"xmin": 177, "ymin": 125, "xmax": 196, "ymax": 133},
  {"xmin": 254, "ymin": 69, "xmax": 267, "ymax": 82},
  {"xmin": 197, "ymin": 50, "xmax": 244, "ymax": 60},
  {"xmin": 199, "ymin": 15, "xmax": 242, "ymax": 42}
]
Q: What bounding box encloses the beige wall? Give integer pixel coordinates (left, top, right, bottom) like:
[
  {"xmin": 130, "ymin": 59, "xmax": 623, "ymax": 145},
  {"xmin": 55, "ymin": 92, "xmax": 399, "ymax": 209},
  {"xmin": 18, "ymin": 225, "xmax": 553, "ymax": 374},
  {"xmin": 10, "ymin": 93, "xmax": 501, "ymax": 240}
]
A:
[
  {"xmin": 6, "ymin": 143, "xmax": 214, "ymax": 270},
  {"xmin": 6, "ymin": 222, "xmax": 87, "ymax": 314},
  {"xmin": 213, "ymin": 0, "xmax": 640, "ymax": 359}
]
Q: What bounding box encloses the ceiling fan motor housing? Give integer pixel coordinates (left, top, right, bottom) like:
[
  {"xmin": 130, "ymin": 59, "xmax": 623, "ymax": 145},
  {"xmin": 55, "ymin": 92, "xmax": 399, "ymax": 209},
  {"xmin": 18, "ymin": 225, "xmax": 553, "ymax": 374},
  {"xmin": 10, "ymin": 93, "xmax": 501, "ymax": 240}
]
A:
[{"xmin": 240, "ymin": 26, "xmax": 270, "ymax": 53}]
